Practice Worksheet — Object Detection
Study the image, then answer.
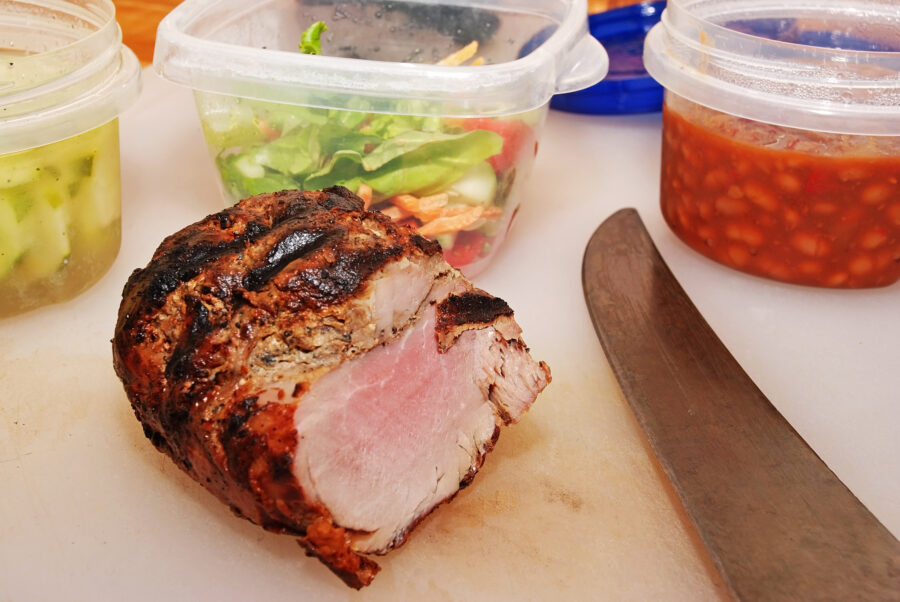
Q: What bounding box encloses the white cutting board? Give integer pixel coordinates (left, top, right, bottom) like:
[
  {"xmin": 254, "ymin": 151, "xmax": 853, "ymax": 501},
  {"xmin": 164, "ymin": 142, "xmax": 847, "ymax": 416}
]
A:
[{"xmin": 2, "ymin": 69, "xmax": 897, "ymax": 601}]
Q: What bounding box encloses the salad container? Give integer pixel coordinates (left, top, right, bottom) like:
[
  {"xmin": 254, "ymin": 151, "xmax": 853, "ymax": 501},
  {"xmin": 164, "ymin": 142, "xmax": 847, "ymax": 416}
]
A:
[
  {"xmin": 644, "ymin": 0, "xmax": 900, "ymax": 288},
  {"xmin": 1, "ymin": 0, "xmax": 141, "ymax": 317},
  {"xmin": 153, "ymin": 0, "xmax": 608, "ymax": 276}
]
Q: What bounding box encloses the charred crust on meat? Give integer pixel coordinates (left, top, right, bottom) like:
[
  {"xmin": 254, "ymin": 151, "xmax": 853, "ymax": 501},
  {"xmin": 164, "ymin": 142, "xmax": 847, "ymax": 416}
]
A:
[
  {"xmin": 437, "ymin": 291, "xmax": 513, "ymax": 327},
  {"xmin": 302, "ymin": 517, "xmax": 381, "ymax": 589},
  {"xmin": 434, "ymin": 291, "xmax": 516, "ymax": 352},
  {"xmin": 141, "ymin": 423, "xmax": 168, "ymax": 450},
  {"xmin": 271, "ymin": 453, "xmax": 294, "ymax": 481},
  {"xmin": 216, "ymin": 213, "xmax": 233, "ymax": 230},
  {"xmin": 412, "ymin": 231, "xmax": 441, "ymax": 255}
]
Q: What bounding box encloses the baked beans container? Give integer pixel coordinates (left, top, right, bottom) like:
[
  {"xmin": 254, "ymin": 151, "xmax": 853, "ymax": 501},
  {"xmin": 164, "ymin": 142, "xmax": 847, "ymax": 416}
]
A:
[{"xmin": 643, "ymin": 0, "xmax": 900, "ymax": 288}]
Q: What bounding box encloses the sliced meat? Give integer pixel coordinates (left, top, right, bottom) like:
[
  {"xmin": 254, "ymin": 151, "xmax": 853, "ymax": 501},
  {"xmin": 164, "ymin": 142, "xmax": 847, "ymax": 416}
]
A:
[{"xmin": 112, "ymin": 187, "xmax": 550, "ymax": 588}]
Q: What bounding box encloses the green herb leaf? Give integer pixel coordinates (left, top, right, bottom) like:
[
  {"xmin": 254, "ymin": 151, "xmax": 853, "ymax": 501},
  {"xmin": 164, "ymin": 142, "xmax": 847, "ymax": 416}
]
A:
[{"xmin": 298, "ymin": 21, "xmax": 328, "ymax": 55}]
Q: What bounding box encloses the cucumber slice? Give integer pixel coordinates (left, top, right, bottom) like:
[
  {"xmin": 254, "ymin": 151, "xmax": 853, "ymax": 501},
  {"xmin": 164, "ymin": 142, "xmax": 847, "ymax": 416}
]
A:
[
  {"xmin": 68, "ymin": 121, "xmax": 123, "ymax": 234},
  {"xmin": 1, "ymin": 185, "xmax": 34, "ymax": 221},
  {"xmin": 35, "ymin": 166, "xmax": 67, "ymax": 209},
  {"xmin": 448, "ymin": 161, "xmax": 497, "ymax": 207},
  {"xmin": 0, "ymin": 198, "xmax": 24, "ymax": 279},
  {"xmin": 18, "ymin": 198, "xmax": 71, "ymax": 280},
  {"xmin": 0, "ymin": 155, "xmax": 44, "ymax": 188},
  {"xmin": 434, "ymin": 232, "xmax": 457, "ymax": 250},
  {"xmin": 72, "ymin": 151, "xmax": 121, "ymax": 233},
  {"xmin": 200, "ymin": 103, "xmax": 267, "ymax": 150},
  {"xmin": 235, "ymin": 154, "xmax": 266, "ymax": 179}
]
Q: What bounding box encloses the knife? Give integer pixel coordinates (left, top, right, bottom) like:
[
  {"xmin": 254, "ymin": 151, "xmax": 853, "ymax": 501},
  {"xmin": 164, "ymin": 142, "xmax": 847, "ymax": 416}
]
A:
[{"xmin": 582, "ymin": 208, "xmax": 900, "ymax": 601}]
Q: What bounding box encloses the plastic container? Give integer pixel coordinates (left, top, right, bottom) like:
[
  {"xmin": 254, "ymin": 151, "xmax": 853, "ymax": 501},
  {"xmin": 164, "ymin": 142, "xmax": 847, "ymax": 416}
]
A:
[
  {"xmin": 644, "ymin": 0, "xmax": 900, "ymax": 288},
  {"xmin": 0, "ymin": 0, "xmax": 141, "ymax": 317},
  {"xmin": 153, "ymin": 0, "xmax": 608, "ymax": 277},
  {"xmin": 551, "ymin": 1, "xmax": 664, "ymax": 114}
]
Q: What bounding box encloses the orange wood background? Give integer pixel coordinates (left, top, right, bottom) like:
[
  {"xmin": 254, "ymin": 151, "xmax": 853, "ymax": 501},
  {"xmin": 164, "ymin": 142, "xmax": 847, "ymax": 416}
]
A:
[{"xmin": 114, "ymin": 0, "xmax": 181, "ymax": 64}]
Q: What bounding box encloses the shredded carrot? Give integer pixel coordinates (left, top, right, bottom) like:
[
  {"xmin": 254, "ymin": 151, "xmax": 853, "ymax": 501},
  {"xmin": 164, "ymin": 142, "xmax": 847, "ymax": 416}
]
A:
[
  {"xmin": 380, "ymin": 205, "xmax": 410, "ymax": 221},
  {"xmin": 434, "ymin": 205, "xmax": 471, "ymax": 217},
  {"xmin": 384, "ymin": 192, "xmax": 503, "ymax": 234},
  {"xmin": 417, "ymin": 206, "xmax": 486, "ymax": 236},
  {"xmin": 357, "ymin": 183, "xmax": 373, "ymax": 209},
  {"xmin": 414, "ymin": 193, "xmax": 450, "ymax": 220},
  {"xmin": 437, "ymin": 41, "xmax": 479, "ymax": 66},
  {"xmin": 390, "ymin": 193, "xmax": 449, "ymax": 221},
  {"xmin": 391, "ymin": 194, "xmax": 424, "ymax": 213},
  {"xmin": 434, "ymin": 204, "xmax": 501, "ymax": 219}
]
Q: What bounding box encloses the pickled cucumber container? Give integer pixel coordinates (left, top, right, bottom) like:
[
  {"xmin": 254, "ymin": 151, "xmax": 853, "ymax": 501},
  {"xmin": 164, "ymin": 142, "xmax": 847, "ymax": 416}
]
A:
[{"xmin": 1, "ymin": 0, "xmax": 141, "ymax": 317}]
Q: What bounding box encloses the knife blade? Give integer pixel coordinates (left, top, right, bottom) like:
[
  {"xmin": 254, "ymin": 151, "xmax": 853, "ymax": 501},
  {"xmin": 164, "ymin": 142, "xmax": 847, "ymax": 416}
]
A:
[{"xmin": 582, "ymin": 208, "xmax": 900, "ymax": 601}]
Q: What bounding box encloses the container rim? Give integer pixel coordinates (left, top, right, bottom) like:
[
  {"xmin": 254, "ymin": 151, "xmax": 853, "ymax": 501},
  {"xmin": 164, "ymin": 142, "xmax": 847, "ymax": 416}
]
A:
[
  {"xmin": 0, "ymin": 0, "xmax": 142, "ymax": 154},
  {"xmin": 1, "ymin": 0, "xmax": 119, "ymax": 98},
  {"xmin": 643, "ymin": 0, "xmax": 900, "ymax": 135},
  {"xmin": 152, "ymin": 0, "xmax": 609, "ymax": 116}
]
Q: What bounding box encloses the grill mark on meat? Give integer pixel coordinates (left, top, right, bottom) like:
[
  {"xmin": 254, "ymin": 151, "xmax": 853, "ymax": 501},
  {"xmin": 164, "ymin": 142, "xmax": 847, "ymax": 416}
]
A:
[
  {"xmin": 243, "ymin": 228, "xmax": 335, "ymax": 291},
  {"xmin": 141, "ymin": 219, "xmax": 268, "ymax": 308},
  {"xmin": 121, "ymin": 189, "xmax": 366, "ymax": 317},
  {"xmin": 165, "ymin": 295, "xmax": 212, "ymax": 382}
]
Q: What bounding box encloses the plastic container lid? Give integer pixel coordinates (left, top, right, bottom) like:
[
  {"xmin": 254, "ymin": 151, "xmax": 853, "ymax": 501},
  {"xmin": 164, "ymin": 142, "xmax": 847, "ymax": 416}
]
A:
[
  {"xmin": 153, "ymin": 0, "xmax": 609, "ymax": 117},
  {"xmin": 643, "ymin": 0, "xmax": 900, "ymax": 135},
  {"xmin": 0, "ymin": 0, "xmax": 141, "ymax": 155},
  {"xmin": 551, "ymin": 1, "xmax": 665, "ymax": 114}
]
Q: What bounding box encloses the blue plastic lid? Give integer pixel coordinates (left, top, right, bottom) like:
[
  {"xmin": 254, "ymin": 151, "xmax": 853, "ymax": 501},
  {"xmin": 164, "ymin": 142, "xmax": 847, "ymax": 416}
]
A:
[{"xmin": 550, "ymin": 1, "xmax": 665, "ymax": 114}]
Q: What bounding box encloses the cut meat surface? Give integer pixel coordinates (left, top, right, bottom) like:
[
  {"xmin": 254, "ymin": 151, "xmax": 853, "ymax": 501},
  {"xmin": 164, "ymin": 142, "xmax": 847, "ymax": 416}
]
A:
[
  {"xmin": 295, "ymin": 300, "xmax": 546, "ymax": 554},
  {"xmin": 112, "ymin": 187, "xmax": 550, "ymax": 588}
]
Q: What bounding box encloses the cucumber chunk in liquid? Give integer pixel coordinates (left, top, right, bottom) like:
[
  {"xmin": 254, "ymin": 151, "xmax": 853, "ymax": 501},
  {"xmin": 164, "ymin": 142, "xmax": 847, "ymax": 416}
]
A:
[{"xmin": 0, "ymin": 119, "xmax": 122, "ymax": 317}]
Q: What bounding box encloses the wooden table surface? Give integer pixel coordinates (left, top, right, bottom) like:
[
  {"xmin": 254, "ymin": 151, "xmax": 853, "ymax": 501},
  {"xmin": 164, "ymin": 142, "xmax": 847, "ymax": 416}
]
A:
[{"xmin": 114, "ymin": 0, "xmax": 181, "ymax": 64}]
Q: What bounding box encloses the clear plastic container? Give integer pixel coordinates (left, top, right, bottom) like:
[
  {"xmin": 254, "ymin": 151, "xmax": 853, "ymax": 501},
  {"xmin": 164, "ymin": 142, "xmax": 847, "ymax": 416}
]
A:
[
  {"xmin": 644, "ymin": 0, "xmax": 900, "ymax": 288},
  {"xmin": 153, "ymin": 0, "xmax": 608, "ymax": 277},
  {"xmin": 0, "ymin": 0, "xmax": 141, "ymax": 317}
]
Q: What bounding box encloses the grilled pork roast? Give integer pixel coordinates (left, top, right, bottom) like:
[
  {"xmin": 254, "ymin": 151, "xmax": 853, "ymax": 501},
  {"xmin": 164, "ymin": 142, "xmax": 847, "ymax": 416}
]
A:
[{"xmin": 112, "ymin": 187, "xmax": 550, "ymax": 588}]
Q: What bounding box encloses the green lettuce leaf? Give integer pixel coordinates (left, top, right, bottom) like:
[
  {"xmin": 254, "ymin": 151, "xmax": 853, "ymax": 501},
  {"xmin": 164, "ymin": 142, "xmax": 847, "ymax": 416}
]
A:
[
  {"xmin": 217, "ymin": 154, "xmax": 300, "ymax": 200},
  {"xmin": 302, "ymin": 149, "xmax": 365, "ymax": 191},
  {"xmin": 253, "ymin": 127, "xmax": 322, "ymax": 176},
  {"xmin": 302, "ymin": 129, "xmax": 502, "ymax": 197}
]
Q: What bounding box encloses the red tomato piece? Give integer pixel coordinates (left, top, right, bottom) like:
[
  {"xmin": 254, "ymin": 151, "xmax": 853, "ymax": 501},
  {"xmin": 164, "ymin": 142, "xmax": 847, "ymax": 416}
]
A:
[
  {"xmin": 444, "ymin": 231, "xmax": 488, "ymax": 268},
  {"xmin": 461, "ymin": 118, "xmax": 534, "ymax": 174}
]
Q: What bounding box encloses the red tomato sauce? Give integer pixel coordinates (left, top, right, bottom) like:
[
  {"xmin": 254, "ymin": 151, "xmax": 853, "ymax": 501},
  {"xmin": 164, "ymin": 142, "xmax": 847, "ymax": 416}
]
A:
[{"xmin": 660, "ymin": 102, "xmax": 900, "ymax": 288}]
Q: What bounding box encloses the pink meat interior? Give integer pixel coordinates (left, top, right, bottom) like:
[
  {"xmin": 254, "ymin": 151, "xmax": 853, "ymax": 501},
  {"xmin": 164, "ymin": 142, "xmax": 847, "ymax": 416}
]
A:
[{"xmin": 292, "ymin": 305, "xmax": 498, "ymax": 553}]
